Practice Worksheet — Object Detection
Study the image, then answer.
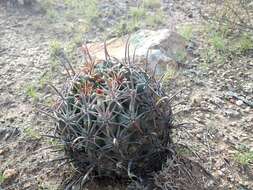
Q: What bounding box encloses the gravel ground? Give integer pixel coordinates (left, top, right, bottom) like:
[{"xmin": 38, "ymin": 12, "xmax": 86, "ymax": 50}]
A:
[{"xmin": 0, "ymin": 0, "xmax": 252, "ymax": 189}]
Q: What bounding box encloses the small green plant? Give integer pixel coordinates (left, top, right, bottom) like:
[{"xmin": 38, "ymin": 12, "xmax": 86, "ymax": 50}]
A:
[
  {"xmin": 130, "ymin": 6, "xmax": 146, "ymax": 23},
  {"xmin": 42, "ymin": 0, "xmax": 98, "ymax": 33},
  {"xmin": 201, "ymin": 48, "xmax": 226, "ymax": 65},
  {"xmin": 0, "ymin": 171, "xmax": 5, "ymax": 185},
  {"xmin": 145, "ymin": 11, "xmax": 165, "ymax": 27},
  {"xmin": 219, "ymin": 24, "xmax": 230, "ymax": 37},
  {"xmin": 46, "ymin": 9, "xmax": 59, "ymax": 23},
  {"xmin": 209, "ymin": 33, "xmax": 226, "ymax": 51},
  {"xmin": 176, "ymin": 147, "xmax": 194, "ymax": 157},
  {"xmin": 39, "ymin": 72, "xmax": 52, "ymax": 89},
  {"xmin": 72, "ymin": 33, "xmax": 83, "ymax": 46},
  {"xmin": 237, "ymin": 34, "xmax": 253, "ymax": 54},
  {"xmin": 162, "ymin": 68, "xmax": 177, "ymax": 83},
  {"xmin": 24, "ymin": 128, "xmax": 40, "ymax": 140},
  {"xmin": 114, "ymin": 21, "xmax": 129, "ymax": 37},
  {"xmin": 64, "ymin": 0, "xmax": 98, "ymax": 25},
  {"xmin": 49, "ymin": 40, "xmax": 62, "ymax": 58},
  {"xmin": 234, "ymin": 144, "xmax": 253, "ymax": 166},
  {"xmin": 198, "ymin": 24, "xmax": 228, "ymax": 65},
  {"xmin": 217, "ymin": 55, "xmax": 226, "ymax": 64},
  {"xmin": 114, "ymin": 3, "xmax": 166, "ymax": 36},
  {"xmin": 83, "ymin": 0, "xmax": 98, "ymax": 24},
  {"xmin": 234, "ymin": 150, "xmax": 253, "ymax": 166},
  {"xmin": 178, "ymin": 24, "xmax": 193, "ymax": 41},
  {"xmin": 43, "ymin": 96, "xmax": 54, "ymax": 108},
  {"xmin": 199, "ymin": 47, "xmax": 214, "ymax": 67},
  {"xmin": 48, "ymin": 138, "xmax": 59, "ymax": 146},
  {"xmin": 65, "ymin": 33, "xmax": 83, "ymax": 57},
  {"xmin": 40, "ymin": 0, "xmax": 57, "ymax": 14},
  {"xmin": 175, "ymin": 50, "xmax": 187, "ymax": 63},
  {"xmin": 49, "ymin": 59, "xmax": 59, "ymax": 72},
  {"xmin": 144, "ymin": 0, "xmax": 161, "ymax": 8},
  {"xmin": 26, "ymin": 84, "xmax": 38, "ymax": 101}
]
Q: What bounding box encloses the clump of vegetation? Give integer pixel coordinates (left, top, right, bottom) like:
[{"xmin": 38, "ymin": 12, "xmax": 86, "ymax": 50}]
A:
[
  {"xmin": 233, "ymin": 34, "xmax": 253, "ymax": 54},
  {"xmin": 24, "ymin": 127, "xmax": 41, "ymax": 140},
  {"xmin": 145, "ymin": 11, "xmax": 166, "ymax": 27},
  {"xmin": 175, "ymin": 50, "xmax": 188, "ymax": 63},
  {"xmin": 41, "ymin": 0, "xmax": 98, "ymax": 32},
  {"xmin": 64, "ymin": 0, "xmax": 98, "ymax": 25},
  {"xmin": 0, "ymin": 172, "xmax": 5, "ymax": 185},
  {"xmin": 235, "ymin": 151, "xmax": 253, "ymax": 165},
  {"xmin": 143, "ymin": 0, "xmax": 161, "ymax": 8},
  {"xmin": 199, "ymin": 0, "xmax": 253, "ymax": 66},
  {"xmin": 26, "ymin": 84, "xmax": 38, "ymax": 102},
  {"xmin": 39, "ymin": 72, "xmax": 53, "ymax": 89},
  {"xmin": 49, "ymin": 40, "xmax": 62, "ymax": 58},
  {"xmin": 130, "ymin": 6, "xmax": 146, "ymax": 21},
  {"xmin": 114, "ymin": 21, "xmax": 129, "ymax": 37},
  {"xmin": 208, "ymin": 32, "xmax": 226, "ymax": 52},
  {"xmin": 178, "ymin": 24, "xmax": 193, "ymax": 41},
  {"xmin": 128, "ymin": 6, "xmax": 146, "ymax": 31},
  {"xmin": 114, "ymin": 1, "xmax": 166, "ymax": 36},
  {"xmin": 204, "ymin": 0, "xmax": 253, "ymax": 33},
  {"xmin": 129, "ymin": 3, "xmax": 166, "ymax": 30},
  {"xmin": 46, "ymin": 45, "xmax": 174, "ymax": 188},
  {"xmin": 234, "ymin": 146, "xmax": 253, "ymax": 166},
  {"xmin": 200, "ymin": 25, "xmax": 252, "ymax": 65},
  {"xmin": 162, "ymin": 68, "xmax": 177, "ymax": 84}
]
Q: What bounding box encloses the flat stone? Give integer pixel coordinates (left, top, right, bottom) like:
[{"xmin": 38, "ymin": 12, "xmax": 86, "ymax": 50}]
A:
[
  {"xmin": 224, "ymin": 109, "xmax": 241, "ymax": 118},
  {"xmin": 88, "ymin": 29, "xmax": 190, "ymax": 77},
  {"xmin": 236, "ymin": 100, "xmax": 244, "ymax": 106},
  {"xmin": 3, "ymin": 169, "xmax": 17, "ymax": 181},
  {"xmin": 0, "ymin": 148, "xmax": 8, "ymax": 155}
]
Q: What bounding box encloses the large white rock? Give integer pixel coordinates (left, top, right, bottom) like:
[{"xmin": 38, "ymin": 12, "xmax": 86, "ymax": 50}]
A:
[{"xmin": 87, "ymin": 29, "xmax": 189, "ymax": 77}]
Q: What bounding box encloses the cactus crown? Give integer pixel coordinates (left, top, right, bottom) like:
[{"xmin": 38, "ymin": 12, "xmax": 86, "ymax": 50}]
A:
[{"xmin": 49, "ymin": 43, "xmax": 173, "ymax": 186}]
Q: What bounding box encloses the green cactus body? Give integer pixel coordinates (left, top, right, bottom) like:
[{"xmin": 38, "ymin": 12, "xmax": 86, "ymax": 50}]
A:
[{"xmin": 52, "ymin": 51, "xmax": 173, "ymax": 185}]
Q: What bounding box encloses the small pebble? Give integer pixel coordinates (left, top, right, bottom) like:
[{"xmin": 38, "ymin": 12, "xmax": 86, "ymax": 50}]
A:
[
  {"xmin": 236, "ymin": 100, "xmax": 244, "ymax": 106},
  {"xmin": 3, "ymin": 169, "xmax": 17, "ymax": 181}
]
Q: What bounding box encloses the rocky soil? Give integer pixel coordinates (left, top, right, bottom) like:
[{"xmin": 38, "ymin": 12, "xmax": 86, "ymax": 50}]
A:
[{"xmin": 0, "ymin": 0, "xmax": 252, "ymax": 189}]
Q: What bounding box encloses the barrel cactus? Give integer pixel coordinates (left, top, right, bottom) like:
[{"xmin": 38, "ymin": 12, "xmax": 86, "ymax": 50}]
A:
[{"xmin": 49, "ymin": 44, "xmax": 174, "ymax": 188}]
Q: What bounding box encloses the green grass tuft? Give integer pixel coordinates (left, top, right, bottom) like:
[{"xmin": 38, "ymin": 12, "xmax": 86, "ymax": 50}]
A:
[
  {"xmin": 114, "ymin": 21, "xmax": 129, "ymax": 37},
  {"xmin": 24, "ymin": 128, "xmax": 40, "ymax": 140},
  {"xmin": 0, "ymin": 172, "xmax": 5, "ymax": 185},
  {"xmin": 144, "ymin": 0, "xmax": 161, "ymax": 8},
  {"xmin": 209, "ymin": 33, "xmax": 226, "ymax": 51},
  {"xmin": 162, "ymin": 69, "xmax": 177, "ymax": 85},
  {"xmin": 145, "ymin": 11, "xmax": 166, "ymax": 27},
  {"xmin": 178, "ymin": 24, "xmax": 193, "ymax": 41},
  {"xmin": 130, "ymin": 7, "xmax": 146, "ymax": 22},
  {"xmin": 237, "ymin": 34, "xmax": 253, "ymax": 54},
  {"xmin": 234, "ymin": 150, "xmax": 253, "ymax": 166},
  {"xmin": 175, "ymin": 50, "xmax": 187, "ymax": 63},
  {"xmin": 26, "ymin": 84, "xmax": 38, "ymax": 101},
  {"xmin": 49, "ymin": 40, "xmax": 62, "ymax": 58}
]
